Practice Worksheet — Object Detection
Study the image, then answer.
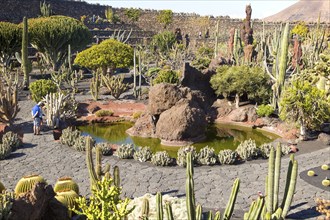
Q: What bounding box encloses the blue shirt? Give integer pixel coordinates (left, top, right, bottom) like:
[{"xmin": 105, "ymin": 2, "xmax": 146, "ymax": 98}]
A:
[{"xmin": 32, "ymin": 105, "xmax": 41, "ymax": 118}]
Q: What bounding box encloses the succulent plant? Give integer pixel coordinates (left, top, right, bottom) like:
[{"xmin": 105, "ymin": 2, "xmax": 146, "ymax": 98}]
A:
[
  {"xmin": 14, "ymin": 174, "xmax": 46, "ymax": 196},
  {"xmin": 321, "ymin": 164, "xmax": 329, "ymax": 170},
  {"xmin": 0, "ymin": 191, "xmax": 14, "ymax": 220},
  {"xmin": 322, "ymin": 178, "xmax": 330, "ymax": 187},
  {"xmin": 235, "ymin": 139, "xmax": 259, "ymax": 161},
  {"xmin": 151, "ymin": 151, "xmax": 173, "ymax": 166},
  {"xmin": 115, "ymin": 144, "xmax": 135, "ymax": 159},
  {"xmin": 60, "ymin": 127, "xmax": 81, "ymax": 147},
  {"xmin": 95, "ymin": 142, "xmax": 113, "ymax": 156},
  {"xmin": 258, "ymin": 143, "xmax": 274, "ymax": 158},
  {"xmin": 0, "ymin": 181, "xmax": 5, "ymax": 193},
  {"xmin": 197, "ymin": 146, "xmax": 217, "ymax": 165},
  {"xmin": 73, "ymin": 136, "xmax": 94, "ymax": 152},
  {"xmin": 133, "ymin": 146, "xmax": 153, "ymax": 162},
  {"xmin": 55, "ymin": 190, "xmax": 79, "ymax": 217},
  {"xmin": 54, "ymin": 177, "xmax": 79, "ymax": 194},
  {"xmin": 307, "ymin": 170, "xmax": 315, "ymax": 176},
  {"xmin": 176, "ymin": 146, "xmax": 197, "ymax": 167},
  {"xmin": 218, "ymin": 149, "xmax": 238, "ymax": 165},
  {"xmin": 2, "ymin": 131, "xmax": 20, "ymax": 151},
  {"xmin": 0, "ymin": 142, "xmax": 12, "ymax": 160}
]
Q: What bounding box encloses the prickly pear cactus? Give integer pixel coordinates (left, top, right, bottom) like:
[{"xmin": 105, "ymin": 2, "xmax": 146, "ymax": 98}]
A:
[
  {"xmin": 115, "ymin": 144, "xmax": 135, "ymax": 159},
  {"xmin": 151, "ymin": 151, "xmax": 173, "ymax": 166},
  {"xmin": 133, "ymin": 146, "xmax": 153, "ymax": 162},
  {"xmin": 2, "ymin": 131, "xmax": 20, "ymax": 151},
  {"xmin": 95, "ymin": 142, "xmax": 113, "ymax": 156},
  {"xmin": 258, "ymin": 143, "xmax": 274, "ymax": 158},
  {"xmin": 0, "ymin": 142, "xmax": 12, "ymax": 160},
  {"xmin": 60, "ymin": 127, "xmax": 81, "ymax": 147},
  {"xmin": 54, "ymin": 177, "xmax": 79, "ymax": 194},
  {"xmin": 14, "ymin": 174, "xmax": 46, "ymax": 196},
  {"xmin": 235, "ymin": 139, "xmax": 259, "ymax": 161},
  {"xmin": 218, "ymin": 149, "xmax": 238, "ymax": 165},
  {"xmin": 176, "ymin": 146, "xmax": 197, "ymax": 166},
  {"xmin": 197, "ymin": 146, "xmax": 217, "ymax": 165}
]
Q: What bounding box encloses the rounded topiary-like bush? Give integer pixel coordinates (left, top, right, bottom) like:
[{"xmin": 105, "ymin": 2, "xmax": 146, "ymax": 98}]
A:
[
  {"xmin": 29, "ymin": 79, "xmax": 57, "ymax": 102},
  {"xmin": 256, "ymin": 104, "xmax": 274, "ymax": 117}
]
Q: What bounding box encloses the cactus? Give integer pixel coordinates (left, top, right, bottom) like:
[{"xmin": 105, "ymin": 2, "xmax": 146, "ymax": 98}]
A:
[
  {"xmin": 197, "ymin": 146, "xmax": 217, "ymax": 165},
  {"xmin": 40, "ymin": 0, "xmax": 52, "ymax": 17},
  {"xmin": 176, "ymin": 146, "xmax": 197, "ymax": 167},
  {"xmin": 95, "ymin": 142, "xmax": 113, "ymax": 156},
  {"xmin": 165, "ymin": 202, "xmax": 174, "ymax": 220},
  {"xmin": 0, "ymin": 191, "xmax": 14, "ymax": 220},
  {"xmin": 0, "ymin": 78, "xmax": 19, "ymax": 125},
  {"xmin": 156, "ymin": 192, "xmax": 163, "ymax": 220},
  {"xmin": 196, "ymin": 204, "xmax": 202, "ymax": 220},
  {"xmin": 322, "ymin": 179, "xmax": 330, "ymax": 187},
  {"xmin": 73, "ymin": 136, "xmax": 93, "ymax": 152},
  {"xmin": 258, "ymin": 143, "xmax": 274, "ymax": 159},
  {"xmin": 141, "ymin": 197, "xmax": 150, "ymax": 220},
  {"xmin": 101, "ymin": 74, "xmax": 128, "ymax": 100},
  {"xmin": 0, "ymin": 181, "xmax": 5, "ymax": 193},
  {"xmin": 218, "ymin": 149, "xmax": 238, "ymax": 165},
  {"xmin": 307, "ymin": 170, "xmax": 315, "ymax": 176},
  {"xmin": 21, "ymin": 17, "xmax": 31, "ymax": 89},
  {"xmin": 244, "ymin": 197, "xmax": 265, "ymax": 220},
  {"xmin": 14, "ymin": 174, "xmax": 46, "ymax": 196},
  {"xmin": 60, "ymin": 127, "xmax": 81, "ymax": 147},
  {"xmin": 322, "ymin": 164, "xmax": 329, "ymax": 170},
  {"xmin": 0, "ymin": 142, "xmax": 12, "ymax": 160},
  {"xmin": 222, "ymin": 178, "xmax": 240, "ymax": 220},
  {"xmin": 115, "ymin": 144, "xmax": 135, "ymax": 159},
  {"xmin": 133, "ymin": 146, "xmax": 153, "ymax": 162},
  {"xmin": 236, "ymin": 139, "xmax": 259, "ymax": 161},
  {"xmin": 186, "ymin": 152, "xmax": 195, "ymax": 220},
  {"xmin": 151, "ymin": 151, "xmax": 173, "ymax": 166},
  {"xmin": 90, "ymin": 69, "xmax": 101, "ymax": 101},
  {"xmin": 55, "ymin": 190, "xmax": 79, "ymax": 217},
  {"xmin": 2, "ymin": 131, "xmax": 20, "ymax": 151},
  {"xmin": 54, "ymin": 177, "xmax": 79, "ymax": 194}
]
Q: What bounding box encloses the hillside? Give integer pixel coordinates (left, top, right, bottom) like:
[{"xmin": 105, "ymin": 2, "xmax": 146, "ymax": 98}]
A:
[{"xmin": 264, "ymin": 0, "xmax": 330, "ymax": 23}]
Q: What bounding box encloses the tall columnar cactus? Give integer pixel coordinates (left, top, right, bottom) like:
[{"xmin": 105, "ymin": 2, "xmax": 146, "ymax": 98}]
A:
[
  {"xmin": 186, "ymin": 152, "xmax": 195, "ymax": 220},
  {"xmin": 165, "ymin": 202, "xmax": 174, "ymax": 220},
  {"xmin": 22, "ymin": 17, "xmax": 31, "ymax": 89},
  {"xmin": 156, "ymin": 192, "xmax": 163, "ymax": 220},
  {"xmin": 90, "ymin": 69, "xmax": 101, "ymax": 101},
  {"xmin": 141, "ymin": 197, "xmax": 150, "ymax": 220}
]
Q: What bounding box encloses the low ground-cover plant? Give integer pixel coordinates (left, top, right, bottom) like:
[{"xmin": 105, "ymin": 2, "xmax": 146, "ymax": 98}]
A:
[{"xmin": 95, "ymin": 109, "xmax": 114, "ymax": 117}]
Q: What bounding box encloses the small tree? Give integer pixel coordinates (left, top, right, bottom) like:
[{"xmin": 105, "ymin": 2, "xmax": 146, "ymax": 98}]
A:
[
  {"xmin": 280, "ymin": 80, "xmax": 330, "ymax": 137},
  {"xmin": 29, "ymin": 16, "xmax": 91, "ymax": 71},
  {"xmin": 210, "ymin": 65, "xmax": 271, "ymax": 108},
  {"xmin": 157, "ymin": 10, "xmax": 173, "ymax": 29},
  {"xmin": 124, "ymin": 8, "xmax": 141, "ymax": 23},
  {"xmin": 291, "ymin": 21, "xmax": 309, "ymax": 38},
  {"xmin": 0, "ymin": 22, "xmax": 21, "ymax": 68},
  {"xmin": 74, "ymin": 39, "xmax": 133, "ymax": 75}
]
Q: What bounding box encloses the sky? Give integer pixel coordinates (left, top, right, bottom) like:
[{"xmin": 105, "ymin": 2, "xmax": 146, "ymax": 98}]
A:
[{"xmin": 84, "ymin": 0, "xmax": 299, "ymax": 19}]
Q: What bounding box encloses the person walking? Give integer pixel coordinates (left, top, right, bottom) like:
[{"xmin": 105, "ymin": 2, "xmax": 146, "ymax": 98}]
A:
[{"xmin": 31, "ymin": 102, "xmax": 45, "ymax": 135}]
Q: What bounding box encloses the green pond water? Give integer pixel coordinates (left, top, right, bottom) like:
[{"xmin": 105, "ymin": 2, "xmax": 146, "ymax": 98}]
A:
[{"xmin": 79, "ymin": 122, "xmax": 279, "ymax": 158}]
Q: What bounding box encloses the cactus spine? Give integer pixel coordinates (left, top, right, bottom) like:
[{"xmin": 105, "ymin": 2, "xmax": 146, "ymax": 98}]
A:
[
  {"xmin": 156, "ymin": 192, "xmax": 163, "ymax": 220},
  {"xmin": 22, "ymin": 17, "xmax": 31, "ymax": 89},
  {"xmin": 186, "ymin": 152, "xmax": 195, "ymax": 220}
]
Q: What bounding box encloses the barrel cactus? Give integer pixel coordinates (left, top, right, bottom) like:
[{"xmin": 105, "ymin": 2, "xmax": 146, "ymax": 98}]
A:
[
  {"xmin": 95, "ymin": 142, "xmax": 113, "ymax": 156},
  {"xmin": 176, "ymin": 146, "xmax": 197, "ymax": 167},
  {"xmin": 55, "ymin": 190, "xmax": 79, "ymax": 217},
  {"xmin": 54, "ymin": 177, "xmax": 79, "ymax": 194},
  {"xmin": 2, "ymin": 131, "xmax": 20, "ymax": 151},
  {"xmin": 133, "ymin": 146, "xmax": 153, "ymax": 162},
  {"xmin": 218, "ymin": 149, "xmax": 238, "ymax": 165},
  {"xmin": 197, "ymin": 146, "xmax": 217, "ymax": 165},
  {"xmin": 0, "ymin": 181, "xmax": 5, "ymax": 193},
  {"xmin": 60, "ymin": 127, "xmax": 81, "ymax": 147},
  {"xmin": 14, "ymin": 174, "xmax": 46, "ymax": 196},
  {"xmin": 115, "ymin": 144, "xmax": 135, "ymax": 159},
  {"xmin": 151, "ymin": 151, "xmax": 173, "ymax": 166},
  {"xmin": 236, "ymin": 139, "xmax": 259, "ymax": 161}
]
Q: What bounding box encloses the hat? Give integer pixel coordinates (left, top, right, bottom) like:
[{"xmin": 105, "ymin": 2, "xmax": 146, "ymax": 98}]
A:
[{"xmin": 38, "ymin": 101, "xmax": 45, "ymax": 106}]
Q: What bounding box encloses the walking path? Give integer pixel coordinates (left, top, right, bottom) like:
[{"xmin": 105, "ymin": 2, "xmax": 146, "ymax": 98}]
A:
[{"xmin": 0, "ymin": 100, "xmax": 329, "ymax": 219}]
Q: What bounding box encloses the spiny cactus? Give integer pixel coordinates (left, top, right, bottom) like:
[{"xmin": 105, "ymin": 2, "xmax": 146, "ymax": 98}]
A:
[
  {"xmin": 40, "ymin": 0, "xmax": 52, "ymax": 17},
  {"xmin": 258, "ymin": 143, "xmax": 274, "ymax": 159},
  {"xmin": 2, "ymin": 131, "xmax": 20, "ymax": 151},
  {"xmin": 236, "ymin": 139, "xmax": 259, "ymax": 161},
  {"xmin": 21, "ymin": 17, "xmax": 31, "ymax": 89},
  {"xmin": 133, "ymin": 146, "xmax": 153, "ymax": 162},
  {"xmin": 0, "ymin": 141, "xmax": 12, "ymax": 160},
  {"xmin": 176, "ymin": 146, "xmax": 197, "ymax": 167},
  {"xmin": 95, "ymin": 142, "xmax": 113, "ymax": 156},
  {"xmin": 14, "ymin": 174, "xmax": 46, "ymax": 196},
  {"xmin": 60, "ymin": 127, "xmax": 81, "ymax": 147},
  {"xmin": 90, "ymin": 69, "xmax": 101, "ymax": 101},
  {"xmin": 54, "ymin": 177, "xmax": 79, "ymax": 194},
  {"xmin": 115, "ymin": 144, "xmax": 135, "ymax": 159},
  {"xmin": 73, "ymin": 136, "xmax": 94, "ymax": 152},
  {"xmin": 197, "ymin": 146, "xmax": 217, "ymax": 165},
  {"xmin": 0, "ymin": 79, "xmax": 19, "ymax": 125},
  {"xmin": 0, "ymin": 191, "xmax": 14, "ymax": 220},
  {"xmin": 0, "ymin": 181, "xmax": 5, "ymax": 193},
  {"xmin": 101, "ymin": 74, "xmax": 128, "ymax": 100},
  {"xmin": 55, "ymin": 190, "xmax": 79, "ymax": 217},
  {"xmin": 218, "ymin": 149, "xmax": 238, "ymax": 165},
  {"xmin": 151, "ymin": 151, "xmax": 173, "ymax": 166}
]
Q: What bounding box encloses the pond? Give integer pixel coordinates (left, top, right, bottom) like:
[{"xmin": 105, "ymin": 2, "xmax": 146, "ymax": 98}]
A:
[{"xmin": 78, "ymin": 122, "xmax": 279, "ymax": 158}]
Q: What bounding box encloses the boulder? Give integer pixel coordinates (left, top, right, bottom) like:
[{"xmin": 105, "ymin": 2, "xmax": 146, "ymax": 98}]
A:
[
  {"xmin": 227, "ymin": 106, "xmax": 257, "ymax": 122},
  {"xmin": 148, "ymin": 83, "xmax": 183, "ymax": 115},
  {"xmin": 156, "ymin": 101, "xmax": 207, "ymax": 142},
  {"xmin": 126, "ymin": 113, "xmax": 156, "ymax": 138},
  {"xmin": 318, "ymin": 133, "xmax": 330, "ymax": 145},
  {"xmin": 321, "ymin": 123, "xmax": 330, "ymax": 133}
]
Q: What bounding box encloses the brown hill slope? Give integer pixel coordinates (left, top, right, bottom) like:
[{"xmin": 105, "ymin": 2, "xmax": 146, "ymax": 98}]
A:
[{"xmin": 264, "ymin": 0, "xmax": 330, "ymax": 23}]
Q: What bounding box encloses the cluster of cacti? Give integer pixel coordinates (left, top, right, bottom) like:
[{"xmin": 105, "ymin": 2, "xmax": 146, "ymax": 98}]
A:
[
  {"xmin": 244, "ymin": 145, "xmax": 298, "ymax": 219},
  {"xmin": 0, "ymin": 140, "xmax": 12, "ymax": 160},
  {"xmin": 14, "ymin": 174, "xmax": 46, "ymax": 196},
  {"xmin": 0, "ymin": 190, "xmax": 14, "ymax": 220},
  {"xmin": 115, "ymin": 144, "xmax": 135, "ymax": 159},
  {"xmin": 95, "ymin": 142, "xmax": 113, "ymax": 156},
  {"xmin": 1, "ymin": 131, "xmax": 20, "ymax": 151},
  {"xmin": 109, "ymin": 29, "xmax": 133, "ymax": 44},
  {"xmin": 258, "ymin": 143, "xmax": 273, "ymax": 159},
  {"xmin": 151, "ymin": 151, "xmax": 173, "ymax": 166},
  {"xmin": 73, "ymin": 136, "xmax": 92, "ymax": 152},
  {"xmin": 133, "ymin": 146, "xmax": 153, "ymax": 162},
  {"xmin": 39, "ymin": 0, "xmax": 52, "ymax": 17},
  {"xmin": 197, "ymin": 146, "xmax": 217, "ymax": 165},
  {"xmin": 316, "ymin": 198, "xmax": 330, "ymax": 219},
  {"xmin": 236, "ymin": 139, "xmax": 259, "ymax": 161},
  {"xmin": 90, "ymin": 69, "xmax": 101, "ymax": 101},
  {"xmin": 60, "ymin": 127, "xmax": 81, "ymax": 147},
  {"xmin": 218, "ymin": 149, "xmax": 238, "ymax": 165},
  {"xmin": 176, "ymin": 146, "xmax": 197, "ymax": 167},
  {"xmin": 0, "ymin": 77, "xmax": 19, "ymax": 125},
  {"xmin": 101, "ymin": 74, "xmax": 128, "ymax": 100}
]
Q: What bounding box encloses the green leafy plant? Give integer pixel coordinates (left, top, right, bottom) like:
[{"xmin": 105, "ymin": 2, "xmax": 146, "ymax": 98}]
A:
[
  {"xmin": 157, "ymin": 10, "xmax": 173, "ymax": 29},
  {"xmin": 124, "ymin": 8, "xmax": 141, "ymax": 23},
  {"xmin": 95, "ymin": 109, "xmax": 114, "ymax": 117},
  {"xmin": 291, "ymin": 21, "xmax": 309, "ymax": 38},
  {"xmin": 257, "ymin": 104, "xmax": 274, "ymax": 117},
  {"xmin": 153, "ymin": 67, "xmax": 179, "ymax": 85},
  {"xmin": 29, "ymin": 79, "xmax": 57, "ymax": 102},
  {"xmin": 0, "ymin": 21, "xmax": 21, "ymax": 67}
]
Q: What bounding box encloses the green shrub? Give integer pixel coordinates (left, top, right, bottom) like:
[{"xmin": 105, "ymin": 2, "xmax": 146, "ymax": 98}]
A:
[
  {"xmin": 95, "ymin": 109, "xmax": 114, "ymax": 117},
  {"xmin": 153, "ymin": 68, "xmax": 179, "ymax": 85},
  {"xmin": 256, "ymin": 104, "xmax": 274, "ymax": 117},
  {"xmin": 29, "ymin": 79, "xmax": 57, "ymax": 102},
  {"xmin": 132, "ymin": 111, "xmax": 142, "ymax": 119}
]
